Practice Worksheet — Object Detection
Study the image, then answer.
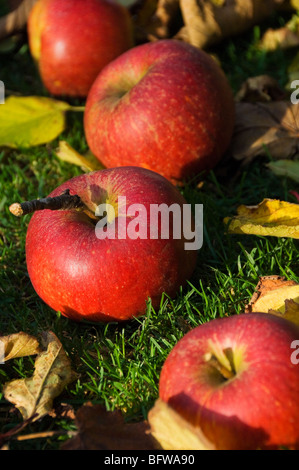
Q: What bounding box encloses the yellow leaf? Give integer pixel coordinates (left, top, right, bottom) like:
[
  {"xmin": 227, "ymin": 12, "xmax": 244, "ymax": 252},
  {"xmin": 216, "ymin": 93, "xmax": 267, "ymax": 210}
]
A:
[
  {"xmin": 148, "ymin": 399, "xmax": 215, "ymax": 450},
  {"xmin": 269, "ymin": 299, "xmax": 299, "ymax": 326},
  {"xmin": 55, "ymin": 141, "xmax": 103, "ymax": 172},
  {"xmin": 224, "ymin": 199, "xmax": 299, "ymax": 239},
  {"xmin": 245, "ymin": 276, "xmax": 299, "ymax": 326},
  {"xmin": 3, "ymin": 331, "xmax": 77, "ymax": 421},
  {"xmin": 251, "ymin": 285, "xmax": 299, "ymax": 314},
  {"xmin": 210, "ymin": 0, "xmax": 225, "ymax": 6},
  {"xmin": 291, "ymin": 0, "xmax": 299, "ymax": 10},
  {"xmin": 0, "ymin": 332, "xmax": 41, "ymax": 362},
  {"xmin": 0, "ymin": 96, "xmax": 84, "ymax": 148}
]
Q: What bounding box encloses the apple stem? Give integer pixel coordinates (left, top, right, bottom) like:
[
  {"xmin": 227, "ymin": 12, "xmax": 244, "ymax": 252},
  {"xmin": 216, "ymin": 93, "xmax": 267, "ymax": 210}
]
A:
[
  {"xmin": 208, "ymin": 356, "xmax": 235, "ymax": 380},
  {"xmin": 223, "ymin": 347, "xmax": 236, "ymax": 376},
  {"xmin": 9, "ymin": 189, "xmax": 90, "ymax": 217},
  {"xmin": 204, "ymin": 347, "xmax": 236, "ymax": 381}
]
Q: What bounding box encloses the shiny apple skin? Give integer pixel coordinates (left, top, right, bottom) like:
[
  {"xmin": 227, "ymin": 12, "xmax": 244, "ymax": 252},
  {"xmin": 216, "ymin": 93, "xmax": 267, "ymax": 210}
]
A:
[
  {"xmin": 84, "ymin": 39, "xmax": 235, "ymax": 182},
  {"xmin": 25, "ymin": 167, "xmax": 198, "ymax": 322},
  {"xmin": 28, "ymin": 0, "xmax": 133, "ymax": 97},
  {"xmin": 159, "ymin": 313, "xmax": 299, "ymax": 450}
]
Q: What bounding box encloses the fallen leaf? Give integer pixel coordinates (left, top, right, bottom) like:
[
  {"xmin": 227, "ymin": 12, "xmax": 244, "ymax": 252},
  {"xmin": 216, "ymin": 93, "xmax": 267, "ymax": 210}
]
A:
[
  {"xmin": 137, "ymin": 0, "xmax": 291, "ymax": 47},
  {"xmin": 246, "ymin": 275, "xmax": 298, "ymax": 307},
  {"xmin": 0, "ymin": 96, "xmax": 84, "ymax": 148},
  {"xmin": 260, "ymin": 26, "xmax": 299, "ymax": 51},
  {"xmin": 0, "ymin": 332, "xmax": 41, "ymax": 361},
  {"xmin": 224, "ymin": 198, "xmax": 299, "ymax": 239},
  {"xmin": 269, "ymin": 298, "xmax": 299, "ymax": 326},
  {"xmin": 266, "ymin": 159, "xmax": 299, "ymax": 183},
  {"xmin": 148, "ymin": 399, "xmax": 215, "ymax": 450},
  {"xmin": 3, "ymin": 331, "xmax": 77, "ymax": 422},
  {"xmin": 179, "ymin": 0, "xmax": 286, "ymax": 49},
  {"xmin": 259, "ymin": 12, "xmax": 299, "ymax": 51},
  {"xmin": 245, "ymin": 276, "xmax": 299, "ymax": 326},
  {"xmin": 130, "ymin": 0, "xmax": 159, "ymax": 33},
  {"xmin": 48, "ymin": 402, "xmax": 76, "ymax": 420},
  {"xmin": 136, "ymin": 0, "xmax": 178, "ymax": 40},
  {"xmin": 0, "ymin": 0, "xmax": 37, "ymax": 40},
  {"xmin": 55, "ymin": 141, "xmax": 104, "ymax": 172},
  {"xmin": 248, "ymin": 284, "xmax": 299, "ymax": 314},
  {"xmin": 61, "ymin": 402, "xmax": 158, "ymax": 450},
  {"xmin": 235, "ymin": 75, "xmax": 287, "ymax": 103},
  {"xmin": 230, "ymin": 101, "xmax": 299, "ymax": 165}
]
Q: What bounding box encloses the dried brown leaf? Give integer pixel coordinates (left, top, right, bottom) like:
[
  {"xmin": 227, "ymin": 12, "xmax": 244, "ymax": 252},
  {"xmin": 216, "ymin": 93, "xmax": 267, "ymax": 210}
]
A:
[
  {"xmin": 259, "ymin": 13, "xmax": 299, "ymax": 51},
  {"xmin": 179, "ymin": 0, "xmax": 286, "ymax": 49},
  {"xmin": 135, "ymin": 0, "xmax": 297, "ymax": 46},
  {"xmin": 61, "ymin": 402, "xmax": 158, "ymax": 450},
  {"xmin": 0, "ymin": 332, "xmax": 41, "ymax": 361},
  {"xmin": 3, "ymin": 331, "xmax": 77, "ymax": 422},
  {"xmin": 147, "ymin": 0, "xmax": 179, "ymax": 38},
  {"xmin": 230, "ymin": 101, "xmax": 299, "ymax": 164},
  {"xmin": 0, "ymin": 0, "xmax": 37, "ymax": 40},
  {"xmin": 134, "ymin": 0, "xmax": 181, "ymax": 42},
  {"xmin": 235, "ymin": 75, "xmax": 287, "ymax": 103},
  {"xmin": 260, "ymin": 25, "xmax": 299, "ymax": 51}
]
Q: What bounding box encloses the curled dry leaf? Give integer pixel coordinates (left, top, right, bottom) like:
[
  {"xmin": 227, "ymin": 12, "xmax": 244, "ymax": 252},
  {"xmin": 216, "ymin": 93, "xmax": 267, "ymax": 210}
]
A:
[
  {"xmin": 135, "ymin": 0, "xmax": 291, "ymax": 47},
  {"xmin": 179, "ymin": 0, "xmax": 287, "ymax": 49},
  {"xmin": 235, "ymin": 75, "xmax": 287, "ymax": 103},
  {"xmin": 61, "ymin": 402, "xmax": 158, "ymax": 450},
  {"xmin": 245, "ymin": 276, "xmax": 299, "ymax": 326},
  {"xmin": 0, "ymin": 331, "xmax": 41, "ymax": 361},
  {"xmin": 260, "ymin": 25, "xmax": 299, "ymax": 51},
  {"xmin": 3, "ymin": 331, "xmax": 77, "ymax": 422},
  {"xmin": 148, "ymin": 399, "xmax": 215, "ymax": 450},
  {"xmin": 230, "ymin": 101, "xmax": 299, "ymax": 165},
  {"xmin": 224, "ymin": 198, "xmax": 299, "ymax": 239},
  {"xmin": 141, "ymin": 0, "xmax": 180, "ymax": 40},
  {"xmin": 0, "ymin": 0, "xmax": 37, "ymax": 40},
  {"xmin": 259, "ymin": 13, "xmax": 299, "ymax": 51}
]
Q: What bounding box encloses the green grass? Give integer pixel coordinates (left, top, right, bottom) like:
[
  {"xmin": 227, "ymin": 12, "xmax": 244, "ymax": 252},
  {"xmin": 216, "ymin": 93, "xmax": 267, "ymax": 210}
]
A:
[{"xmin": 1, "ymin": 11, "xmax": 299, "ymax": 450}]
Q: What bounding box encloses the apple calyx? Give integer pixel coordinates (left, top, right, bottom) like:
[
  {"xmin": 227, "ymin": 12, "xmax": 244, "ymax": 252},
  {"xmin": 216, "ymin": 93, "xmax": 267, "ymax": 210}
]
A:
[{"xmin": 9, "ymin": 189, "xmax": 95, "ymax": 219}]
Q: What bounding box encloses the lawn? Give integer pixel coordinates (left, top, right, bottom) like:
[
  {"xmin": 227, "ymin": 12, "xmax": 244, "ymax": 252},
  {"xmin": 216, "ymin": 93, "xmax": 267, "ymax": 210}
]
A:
[{"xmin": 0, "ymin": 6, "xmax": 299, "ymax": 450}]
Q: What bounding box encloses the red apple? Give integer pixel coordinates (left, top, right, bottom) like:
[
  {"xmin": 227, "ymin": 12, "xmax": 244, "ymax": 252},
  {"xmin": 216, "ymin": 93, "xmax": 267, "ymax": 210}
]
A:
[
  {"xmin": 159, "ymin": 313, "xmax": 299, "ymax": 450},
  {"xmin": 25, "ymin": 166, "xmax": 198, "ymax": 323},
  {"xmin": 27, "ymin": 0, "xmax": 133, "ymax": 97},
  {"xmin": 84, "ymin": 39, "xmax": 235, "ymax": 183}
]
